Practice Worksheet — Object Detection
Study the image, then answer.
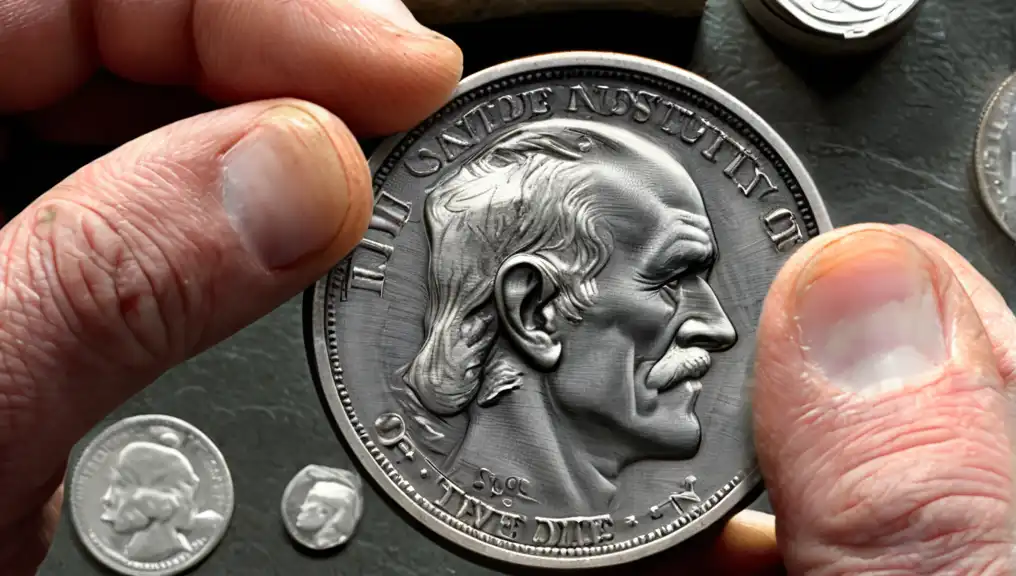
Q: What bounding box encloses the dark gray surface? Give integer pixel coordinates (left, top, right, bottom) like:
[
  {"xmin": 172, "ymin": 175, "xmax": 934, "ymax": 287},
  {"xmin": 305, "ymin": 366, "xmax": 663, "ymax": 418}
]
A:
[{"xmin": 37, "ymin": 0, "xmax": 1015, "ymax": 573}]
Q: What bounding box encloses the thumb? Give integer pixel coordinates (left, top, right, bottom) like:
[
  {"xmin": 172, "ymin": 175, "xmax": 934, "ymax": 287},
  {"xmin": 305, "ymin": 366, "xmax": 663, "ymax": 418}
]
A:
[
  {"xmin": 753, "ymin": 224, "xmax": 1014, "ymax": 573},
  {"xmin": 0, "ymin": 99, "xmax": 372, "ymax": 542}
]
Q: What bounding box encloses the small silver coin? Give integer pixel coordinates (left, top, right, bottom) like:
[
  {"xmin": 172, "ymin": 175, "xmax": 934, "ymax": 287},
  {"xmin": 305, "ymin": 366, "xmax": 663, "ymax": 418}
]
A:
[
  {"xmin": 308, "ymin": 51, "xmax": 831, "ymax": 569},
  {"xmin": 975, "ymin": 73, "xmax": 1016, "ymax": 241},
  {"xmin": 280, "ymin": 464, "xmax": 365, "ymax": 551},
  {"xmin": 743, "ymin": 0, "xmax": 924, "ymax": 55},
  {"xmin": 70, "ymin": 415, "xmax": 234, "ymax": 576}
]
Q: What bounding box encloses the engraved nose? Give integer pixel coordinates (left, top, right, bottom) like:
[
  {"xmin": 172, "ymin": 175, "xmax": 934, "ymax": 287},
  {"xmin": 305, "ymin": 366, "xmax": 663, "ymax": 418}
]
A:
[{"xmin": 675, "ymin": 277, "xmax": 737, "ymax": 352}]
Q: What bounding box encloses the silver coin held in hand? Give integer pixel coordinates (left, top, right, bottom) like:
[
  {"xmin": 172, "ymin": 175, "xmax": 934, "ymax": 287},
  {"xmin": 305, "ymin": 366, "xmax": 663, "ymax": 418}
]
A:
[
  {"xmin": 70, "ymin": 415, "xmax": 234, "ymax": 576},
  {"xmin": 307, "ymin": 52, "xmax": 832, "ymax": 569},
  {"xmin": 281, "ymin": 464, "xmax": 365, "ymax": 551},
  {"xmin": 975, "ymin": 72, "xmax": 1016, "ymax": 242}
]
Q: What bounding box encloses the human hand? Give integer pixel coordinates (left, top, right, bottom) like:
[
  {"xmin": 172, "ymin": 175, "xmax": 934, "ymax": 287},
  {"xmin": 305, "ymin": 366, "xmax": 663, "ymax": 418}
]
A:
[
  {"xmin": 658, "ymin": 223, "xmax": 1014, "ymax": 574},
  {"xmin": 0, "ymin": 1, "xmax": 461, "ymax": 573}
]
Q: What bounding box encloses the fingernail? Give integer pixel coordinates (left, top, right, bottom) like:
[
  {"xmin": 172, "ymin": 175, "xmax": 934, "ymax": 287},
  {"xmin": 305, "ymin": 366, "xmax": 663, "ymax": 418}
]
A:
[
  {"xmin": 351, "ymin": 0, "xmax": 438, "ymax": 35},
  {"xmin": 221, "ymin": 106, "xmax": 349, "ymax": 270},
  {"xmin": 796, "ymin": 230, "xmax": 948, "ymax": 395}
]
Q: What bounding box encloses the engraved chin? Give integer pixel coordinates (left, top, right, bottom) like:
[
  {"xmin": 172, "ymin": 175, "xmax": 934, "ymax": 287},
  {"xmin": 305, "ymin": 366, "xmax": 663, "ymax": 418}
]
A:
[{"xmin": 644, "ymin": 346, "xmax": 711, "ymax": 401}]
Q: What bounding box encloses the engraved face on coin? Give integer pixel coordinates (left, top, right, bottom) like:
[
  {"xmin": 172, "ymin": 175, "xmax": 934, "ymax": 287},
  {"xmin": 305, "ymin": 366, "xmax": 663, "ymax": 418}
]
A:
[
  {"xmin": 281, "ymin": 465, "xmax": 365, "ymax": 550},
  {"xmin": 975, "ymin": 73, "xmax": 1016, "ymax": 242},
  {"xmin": 308, "ymin": 52, "xmax": 831, "ymax": 568},
  {"xmin": 70, "ymin": 415, "xmax": 233, "ymax": 576}
]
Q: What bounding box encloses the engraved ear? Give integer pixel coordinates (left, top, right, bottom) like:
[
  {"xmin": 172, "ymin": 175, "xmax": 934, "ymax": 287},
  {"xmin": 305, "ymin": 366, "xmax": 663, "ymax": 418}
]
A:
[{"xmin": 493, "ymin": 254, "xmax": 562, "ymax": 371}]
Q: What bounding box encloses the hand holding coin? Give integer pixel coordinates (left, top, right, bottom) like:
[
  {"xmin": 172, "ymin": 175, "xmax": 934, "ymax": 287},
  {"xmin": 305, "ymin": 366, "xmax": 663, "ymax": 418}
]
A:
[
  {"xmin": 0, "ymin": 0, "xmax": 461, "ymax": 573},
  {"xmin": 0, "ymin": 1, "xmax": 1014, "ymax": 575}
]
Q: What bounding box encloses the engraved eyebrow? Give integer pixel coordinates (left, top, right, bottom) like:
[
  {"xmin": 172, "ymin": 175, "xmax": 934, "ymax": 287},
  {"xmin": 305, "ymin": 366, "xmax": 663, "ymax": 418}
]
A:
[{"xmin": 638, "ymin": 216, "xmax": 715, "ymax": 283}]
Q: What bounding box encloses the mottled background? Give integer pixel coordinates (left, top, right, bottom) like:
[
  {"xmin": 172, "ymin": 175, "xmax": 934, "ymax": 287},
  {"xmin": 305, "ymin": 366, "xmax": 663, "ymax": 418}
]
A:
[{"xmin": 8, "ymin": 0, "xmax": 1013, "ymax": 573}]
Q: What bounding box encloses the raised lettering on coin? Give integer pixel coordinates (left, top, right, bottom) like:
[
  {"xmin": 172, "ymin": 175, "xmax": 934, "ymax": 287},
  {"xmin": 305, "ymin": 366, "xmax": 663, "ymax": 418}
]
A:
[{"xmin": 308, "ymin": 52, "xmax": 831, "ymax": 569}]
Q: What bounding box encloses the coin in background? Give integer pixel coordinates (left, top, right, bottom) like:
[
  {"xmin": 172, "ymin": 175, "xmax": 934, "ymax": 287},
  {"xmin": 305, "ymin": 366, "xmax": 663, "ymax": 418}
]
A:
[
  {"xmin": 975, "ymin": 73, "xmax": 1016, "ymax": 241},
  {"xmin": 742, "ymin": 0, "xmax": 925, "ymax": 55},
  {"xmin": 70, "ymin": 415, "xmax": 233, "ymax": 576},
  {"xmin": 281, "ymin": 465, "xmax": 364, "ymax": 551},
  {"xmin": 308, "ymin": 51, "xmax": 831, "ymax": 569}
]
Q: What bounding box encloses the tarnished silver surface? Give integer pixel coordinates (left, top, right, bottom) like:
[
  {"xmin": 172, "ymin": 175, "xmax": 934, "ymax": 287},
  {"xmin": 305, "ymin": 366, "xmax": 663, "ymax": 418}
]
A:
[
  {"xmin": 975, "ymin": 73, "xmax": 1016, "ymax": 242},
  {"xmin": 742, "ymin": 0, "xmax": 923, "ymax": 54},
  {"xmin": 307, "ymin": 52, "xmax": 832, "ymax": 569},
  {"xmin": 70, "ymin": 415, "xmax": 234, "ymax": 576},
  {"xmin": 281, "ymin": 465, "xmax": 365, "ymax": 551}
]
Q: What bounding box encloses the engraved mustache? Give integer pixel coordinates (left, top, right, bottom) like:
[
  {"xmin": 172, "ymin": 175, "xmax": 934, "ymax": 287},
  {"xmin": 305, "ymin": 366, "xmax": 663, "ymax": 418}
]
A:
[{"xmin": 645, "ymin": 347, "xmax": 712, "ymax": 392}]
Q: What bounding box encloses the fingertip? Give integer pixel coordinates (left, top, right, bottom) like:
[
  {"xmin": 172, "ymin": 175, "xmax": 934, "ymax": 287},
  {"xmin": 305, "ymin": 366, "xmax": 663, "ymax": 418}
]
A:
[
  {"xmin": 364, "ymin": 36, "xmax": 464, "ymax": 134},
  {"xmin": 0, "ymin": 0, "xmax": 97, "ymax": 111},
  {"xmin": 649, "ymin": 510, "xmax": 782, "ymax": 576},
  {"xmin": 219, "ymin": 99, "xmax": 373, "ymax": 272},
  {"xmin": 752, "ymin": 224, "xmax": 1012, "ymax": 573},
  {"xmin": 192, "ymin": 0, "xmax": 464, "ymax": 136},
  {"xmin": 295, "ymin": 101, "xmax": 375, "ymax": 261}
]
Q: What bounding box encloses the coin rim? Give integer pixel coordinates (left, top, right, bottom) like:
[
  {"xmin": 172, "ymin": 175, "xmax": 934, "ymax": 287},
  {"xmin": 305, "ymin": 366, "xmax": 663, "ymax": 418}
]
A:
[
  {"xmin": 771, "ymin": 0, "xmax": 923, "ymax": 38},
  {"xmin": 69, "ymin": 414, "xmax": 235, "ymax": 576},
  {"xmin": 308, "ymin": 51, "xmax": 832, "ymax": 569},
  {"xmin": 974, "ymin": 72, "xmax": 1016, "ymax": 242},
  {"xmin": 279, "ymin": 464, "xmax": 365, "ymax": 551}
]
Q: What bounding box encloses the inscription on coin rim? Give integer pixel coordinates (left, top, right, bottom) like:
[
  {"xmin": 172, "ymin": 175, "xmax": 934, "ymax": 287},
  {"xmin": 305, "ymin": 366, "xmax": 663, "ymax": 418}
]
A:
[{"xmin": 312, "ymin": 53, "xmax": 831, "ymax": 568}]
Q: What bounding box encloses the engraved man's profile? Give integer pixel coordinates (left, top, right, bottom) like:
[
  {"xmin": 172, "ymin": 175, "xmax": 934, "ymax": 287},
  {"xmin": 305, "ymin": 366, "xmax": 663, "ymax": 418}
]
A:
[
  {"xmin": 390, "ymin": 118, "xmax": 737, "ymax": 513},
  {"xmin": 100, "ymin": 427, "xmax": 223, "ymax": 561},
  {"xmin": 293, "ymin": 465, "xmax": 363, "ymax": 549}
]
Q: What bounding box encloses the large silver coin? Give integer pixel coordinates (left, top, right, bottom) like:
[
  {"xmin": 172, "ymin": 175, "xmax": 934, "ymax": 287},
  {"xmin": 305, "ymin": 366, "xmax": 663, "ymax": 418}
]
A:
[
  {"xmin": 281, "ymin": 464, "xmax": 365, "ymax": 550},
  {"xmin": 975, "ymin": 73, "xmax": 1016, "ymax": 241},
  {"xmin": 308, "ymin": 52, "xmax": 832, "ymax": 569},
  {"xmin": 70, "ymin": 415, "xmax": 234, "ymax": 576}
]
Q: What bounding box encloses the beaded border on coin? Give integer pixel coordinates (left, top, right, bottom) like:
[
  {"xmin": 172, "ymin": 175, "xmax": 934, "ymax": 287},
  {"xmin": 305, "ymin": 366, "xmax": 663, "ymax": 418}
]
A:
[{"xmin": 308, "ymin": 52, "xmax": 832, "ymax": 569}]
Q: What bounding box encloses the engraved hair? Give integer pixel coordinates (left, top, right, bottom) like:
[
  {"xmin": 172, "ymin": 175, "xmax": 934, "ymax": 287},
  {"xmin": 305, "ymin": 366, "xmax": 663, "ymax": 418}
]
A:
[
  {"xmin": 396, "ymin": 120, "xmax": 619, "ymax": 456},
  {"xmin": 112, "ymin": 431, "xmax": 201, "ymax": 538}
]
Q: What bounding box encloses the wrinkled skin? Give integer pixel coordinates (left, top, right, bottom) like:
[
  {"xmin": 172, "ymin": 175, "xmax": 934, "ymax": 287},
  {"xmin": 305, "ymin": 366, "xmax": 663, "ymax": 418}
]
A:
[{"xmin": 0, "ymin": 1, "xmax": 1013, "ymax": 575}]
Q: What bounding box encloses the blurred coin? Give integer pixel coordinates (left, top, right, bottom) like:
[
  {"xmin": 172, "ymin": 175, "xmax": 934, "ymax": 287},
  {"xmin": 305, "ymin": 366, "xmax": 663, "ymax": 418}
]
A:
[
  {"xmin": 974, "ymin": 73, "xmax": 1016, "ymax": 241},
  {"xmin": 281, "ymin": 465, "xmax": 364, "ymax": 551},
  {"xmin": 70, "ymin": 415, "xmax": 233, "ymax": 576},
  {"xmin": 743, "ymin": 0, "xmax": 924, "ymax": 55}
]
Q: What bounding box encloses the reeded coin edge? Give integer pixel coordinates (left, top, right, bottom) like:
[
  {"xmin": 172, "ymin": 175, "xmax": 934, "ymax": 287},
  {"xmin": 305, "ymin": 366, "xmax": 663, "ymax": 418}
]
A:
[
  {"xmin": 310, "ymin": 51, "xmax": 832, "ymax": 569},
  {"xmin": 974, "ymin": 72, "xmax": 1016, "ymax": 242},
  {"xmin": 69, "ymin": 414, "xmax": 235, "ymax": 576}
]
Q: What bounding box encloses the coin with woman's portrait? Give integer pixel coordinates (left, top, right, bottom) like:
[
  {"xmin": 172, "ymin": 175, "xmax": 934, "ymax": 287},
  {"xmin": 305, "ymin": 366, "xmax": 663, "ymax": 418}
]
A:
[
  {"xmin": 70, "ymin": 415, "xmax": 234, "ymax": 576},
  {"xmin": 281, "ymin": 464, "xmax": 365, "ymax": 551}
]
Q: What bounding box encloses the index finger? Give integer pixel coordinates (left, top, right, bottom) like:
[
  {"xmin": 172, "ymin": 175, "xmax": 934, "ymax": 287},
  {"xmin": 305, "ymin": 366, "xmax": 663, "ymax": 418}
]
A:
[{"xmin": 0, "ymin": 0, "xmax": 463, "ymax": 135}]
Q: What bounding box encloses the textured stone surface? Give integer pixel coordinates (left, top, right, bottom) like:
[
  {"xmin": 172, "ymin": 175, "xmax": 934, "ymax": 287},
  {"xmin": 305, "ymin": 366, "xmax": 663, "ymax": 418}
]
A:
[{"xmin": 29, "ymin": 0, "xmax": 1016, "ymax": 573}]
